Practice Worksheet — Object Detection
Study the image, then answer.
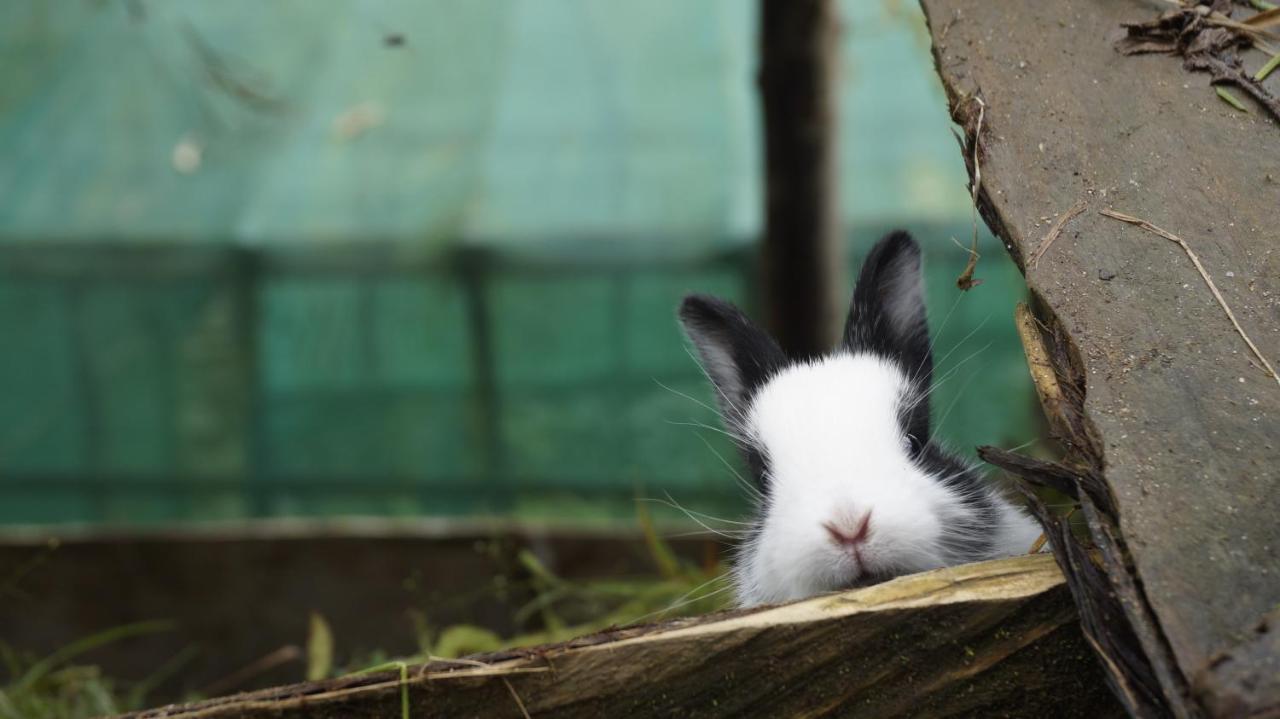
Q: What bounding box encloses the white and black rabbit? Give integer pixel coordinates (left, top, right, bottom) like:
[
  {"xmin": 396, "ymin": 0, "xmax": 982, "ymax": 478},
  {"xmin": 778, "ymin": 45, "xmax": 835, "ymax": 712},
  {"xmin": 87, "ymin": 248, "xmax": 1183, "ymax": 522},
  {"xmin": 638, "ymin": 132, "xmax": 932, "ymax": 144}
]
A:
[{"xmin": 679, "ymin": 230, "xmax": 1040, "ymax": 607}]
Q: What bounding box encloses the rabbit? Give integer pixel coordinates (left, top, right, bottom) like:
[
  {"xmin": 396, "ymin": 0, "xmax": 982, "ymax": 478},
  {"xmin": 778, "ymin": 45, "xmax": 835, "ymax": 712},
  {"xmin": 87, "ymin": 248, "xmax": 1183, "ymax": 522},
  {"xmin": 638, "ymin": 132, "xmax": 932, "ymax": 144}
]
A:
[{"xmin": 678, "ymin": 230, "xmax": 1041, "ymax": 607}]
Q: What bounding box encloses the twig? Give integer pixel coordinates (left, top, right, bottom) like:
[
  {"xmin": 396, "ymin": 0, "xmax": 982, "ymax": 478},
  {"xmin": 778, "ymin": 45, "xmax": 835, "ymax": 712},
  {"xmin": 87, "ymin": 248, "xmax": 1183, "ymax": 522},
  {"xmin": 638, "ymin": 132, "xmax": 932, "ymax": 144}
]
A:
[
  {"xmin": 424, "ymin": 655, "xmax": 491, "ymax": 669},
  {"xmin": 957, "ymin": 95, "xmax": 986, "ymax": 291},
  {"xmin": 1195, "ymin": 54, "xmax": 1280, "ymax": 119},
  {"xmin": 1244, "ymin": 7, "xmax": 1280, "ymax": 29},
  {"xmin": 1208, "ymin": 12, "xmax": 1280, "ymax": 41},
  {"xmin": 1029, "ymin": 199, "xmax": 1088, "ymax": 268},
  {"xmin": 503, "ymin": 677, "xmax": 533, "ymax": 719},
  {"xmin": 369, "ymin": 656, "xmax": 552, "ymax": 682},
  {"xmin": 1118, "ymin": 4, "xmax": 1280, "ymax": 121},
  {"xmin": 1029, "ymin": 533, "xmax": 1048, "ymax": 554},
  {"xmin": 199, "ymin": 645, "xmax": 302, "ymax": 697},
  {"xmin": 1033, "ymin": 507, "xmax": 1081, "ymax": 555},
  {"xmin": 1099, "ymin": 209, "xmax": 1280, "ymax": 388},
  {"xmin": 426, "ymin": 666, "xmax": 551, "ymax": 680},
  {"xmin": 1013, "ymin": 302, "xmax": 1078, "ymax": 446},
  {"xmin": 949, "ymin": 234, "xmax": 980, "ymax": 277}
]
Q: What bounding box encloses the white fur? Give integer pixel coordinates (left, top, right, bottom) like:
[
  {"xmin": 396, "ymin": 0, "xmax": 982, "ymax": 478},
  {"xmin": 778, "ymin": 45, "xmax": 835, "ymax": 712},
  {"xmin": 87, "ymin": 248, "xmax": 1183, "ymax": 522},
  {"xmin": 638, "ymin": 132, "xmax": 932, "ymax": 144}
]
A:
[{"xmin": 732, "ymin": 352, "xmax": 1040, "ymax": 606}]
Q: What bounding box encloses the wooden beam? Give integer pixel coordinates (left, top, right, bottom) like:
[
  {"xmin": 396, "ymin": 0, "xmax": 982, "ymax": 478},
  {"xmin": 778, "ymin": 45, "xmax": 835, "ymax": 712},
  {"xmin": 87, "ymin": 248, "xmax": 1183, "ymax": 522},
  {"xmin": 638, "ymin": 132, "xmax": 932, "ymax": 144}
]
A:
[
  {"xmin": 918, "ymin": 1, "xmax": 1280, "ymax": 716},
  {"xmin": 758, "ymin": 0, "xmax": 845, "ymax": 357},
  {"xmin": 119, "ymin": 554, "xmax": 1121, "ymax": 718}
]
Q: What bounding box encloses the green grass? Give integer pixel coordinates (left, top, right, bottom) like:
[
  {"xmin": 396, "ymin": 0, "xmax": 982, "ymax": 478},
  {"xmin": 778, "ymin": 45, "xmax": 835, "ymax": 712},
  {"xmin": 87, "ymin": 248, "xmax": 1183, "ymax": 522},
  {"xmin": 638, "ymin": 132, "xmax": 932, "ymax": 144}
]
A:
[
  {"xmin": 0, "ymin": 621, "xmax": 184, "ymax": 719},
  {"xmin": 327, "ymin": 503, "xmax": 733, "ymax": 678}
]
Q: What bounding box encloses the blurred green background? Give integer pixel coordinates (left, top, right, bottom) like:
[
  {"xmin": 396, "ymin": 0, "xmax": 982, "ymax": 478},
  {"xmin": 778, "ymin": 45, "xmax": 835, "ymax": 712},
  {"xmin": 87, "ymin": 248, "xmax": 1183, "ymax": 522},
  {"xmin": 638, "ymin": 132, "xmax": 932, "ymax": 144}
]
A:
[{"xmin": 0, "ymin": 0, "xmax": 1036, "ymax": 526}]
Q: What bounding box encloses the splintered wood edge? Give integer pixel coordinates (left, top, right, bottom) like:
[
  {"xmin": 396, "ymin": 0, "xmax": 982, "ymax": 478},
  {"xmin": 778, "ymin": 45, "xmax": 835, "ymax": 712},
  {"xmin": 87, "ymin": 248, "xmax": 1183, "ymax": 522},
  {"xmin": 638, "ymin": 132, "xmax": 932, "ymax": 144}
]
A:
[
  {"xmin": 596, "ymin": 552, "xmax": 1062, "ymax": 649},
  {"xmin": 1013, "ymin": 301, "xmax": 1080, "ymax": 451},
  {"xmin": 124, "ymin": 554, "xmax": 1064, "ymax": 719}
]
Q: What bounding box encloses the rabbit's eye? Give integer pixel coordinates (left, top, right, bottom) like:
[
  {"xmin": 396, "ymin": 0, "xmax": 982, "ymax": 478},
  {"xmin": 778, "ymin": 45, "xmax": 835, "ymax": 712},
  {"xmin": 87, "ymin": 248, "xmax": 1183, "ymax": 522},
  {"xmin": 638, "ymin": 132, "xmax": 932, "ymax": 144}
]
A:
[{"xmin": 904, "ymin": 433, "xmax": 924, "ymax": 457}]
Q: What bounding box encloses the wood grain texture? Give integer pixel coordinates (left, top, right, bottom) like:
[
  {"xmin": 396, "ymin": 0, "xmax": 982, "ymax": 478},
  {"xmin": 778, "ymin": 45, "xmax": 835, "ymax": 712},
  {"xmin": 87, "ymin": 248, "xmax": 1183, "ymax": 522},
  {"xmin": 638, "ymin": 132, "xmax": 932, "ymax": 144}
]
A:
[
  {"xmin": 919, "ymin": 1, "xmax": 1280, "ymax": 715},
  {"xmin": 118, "ymin": 554, "xmax": 1121, "ymax": 718}
]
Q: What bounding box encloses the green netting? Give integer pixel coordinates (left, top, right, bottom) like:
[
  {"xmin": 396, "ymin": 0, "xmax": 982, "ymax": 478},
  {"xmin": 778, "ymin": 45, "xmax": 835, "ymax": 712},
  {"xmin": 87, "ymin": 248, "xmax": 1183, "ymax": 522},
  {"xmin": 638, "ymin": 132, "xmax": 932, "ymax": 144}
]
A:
[{"xmin": 0, "ymin": 1, "xmax": 1038, "ymax": 525}]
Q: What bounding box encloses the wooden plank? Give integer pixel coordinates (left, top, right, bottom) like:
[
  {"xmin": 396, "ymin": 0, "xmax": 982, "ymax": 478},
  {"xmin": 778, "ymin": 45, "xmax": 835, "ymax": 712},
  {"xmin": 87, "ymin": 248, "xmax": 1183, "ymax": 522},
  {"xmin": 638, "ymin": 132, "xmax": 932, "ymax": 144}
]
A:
[
  {"xmin": 118, "ymin": 554, "xmax": 1122, "ymax": 718},
  {"xmin": 918, "ymin": 1, "xmax": 1280, "ymax": 716},
  {"xmin": 759, "ymin": 0, "xmax": 846, "ymax": 355}
]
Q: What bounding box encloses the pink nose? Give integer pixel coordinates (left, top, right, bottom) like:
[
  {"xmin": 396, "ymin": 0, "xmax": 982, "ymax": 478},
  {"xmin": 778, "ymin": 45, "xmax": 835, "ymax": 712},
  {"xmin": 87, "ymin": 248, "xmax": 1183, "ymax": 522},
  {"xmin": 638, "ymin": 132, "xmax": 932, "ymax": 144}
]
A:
[{"xmin": 824, "ymin": 511, "xmax": 872, "ymax": 547}]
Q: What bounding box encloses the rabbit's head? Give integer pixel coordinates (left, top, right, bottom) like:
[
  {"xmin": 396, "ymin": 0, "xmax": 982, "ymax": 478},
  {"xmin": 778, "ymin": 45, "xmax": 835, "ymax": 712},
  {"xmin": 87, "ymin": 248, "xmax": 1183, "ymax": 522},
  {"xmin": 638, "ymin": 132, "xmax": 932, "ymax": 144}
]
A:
[{"xmin": 680, "ymin": 231, "xmax": 1036, "ymax": 606}]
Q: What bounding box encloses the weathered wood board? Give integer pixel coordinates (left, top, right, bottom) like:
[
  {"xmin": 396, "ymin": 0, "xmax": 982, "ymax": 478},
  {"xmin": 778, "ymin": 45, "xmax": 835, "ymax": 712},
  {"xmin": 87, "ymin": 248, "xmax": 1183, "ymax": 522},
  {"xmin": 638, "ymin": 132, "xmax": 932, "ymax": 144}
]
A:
[
  {"xmin": 119, "ymin": 554, "xmax": 1121, "ymax": 718},
  {"xmin": 919, "ymin": 1, "xmax": 1280, "ymax": 715}
]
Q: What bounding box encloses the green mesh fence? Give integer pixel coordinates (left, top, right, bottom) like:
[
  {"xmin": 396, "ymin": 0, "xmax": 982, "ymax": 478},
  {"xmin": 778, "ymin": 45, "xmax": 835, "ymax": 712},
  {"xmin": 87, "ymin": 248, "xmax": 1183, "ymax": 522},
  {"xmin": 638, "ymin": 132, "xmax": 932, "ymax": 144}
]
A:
[{"xmin": 0, "ymin": 1, "xmax": 1037, "ymax": 525}]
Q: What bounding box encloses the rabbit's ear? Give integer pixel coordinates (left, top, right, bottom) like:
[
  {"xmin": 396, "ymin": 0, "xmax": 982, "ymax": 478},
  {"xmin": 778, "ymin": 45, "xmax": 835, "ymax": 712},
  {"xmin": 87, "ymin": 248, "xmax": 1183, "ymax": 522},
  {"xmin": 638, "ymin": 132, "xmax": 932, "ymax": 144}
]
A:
[
  {"xmin": 679, "ymin": 294, "xmax": 787, "ymax": 429},
  {"xmin": 843, "ymin": 231, "xmax": 932, "ymax": 436}
]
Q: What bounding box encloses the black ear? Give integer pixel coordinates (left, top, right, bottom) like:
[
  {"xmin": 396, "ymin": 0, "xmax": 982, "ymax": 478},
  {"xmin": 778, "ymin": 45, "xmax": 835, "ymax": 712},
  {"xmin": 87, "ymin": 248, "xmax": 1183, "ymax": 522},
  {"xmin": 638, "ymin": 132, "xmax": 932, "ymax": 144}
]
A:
[
  {"xmin": 678, "ymin": 294, "xmax": 788, "ymax": 432},
  {"xmin": 843, "ymin": 231, "xmax": 932, "ymax": 440}
]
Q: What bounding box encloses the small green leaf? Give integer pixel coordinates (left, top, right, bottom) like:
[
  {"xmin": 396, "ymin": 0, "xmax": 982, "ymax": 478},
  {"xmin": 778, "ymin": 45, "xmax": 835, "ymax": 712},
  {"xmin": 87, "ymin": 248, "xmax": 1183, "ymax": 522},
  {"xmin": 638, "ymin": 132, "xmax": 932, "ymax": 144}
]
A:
[
  {"xmin": 1215, "ymin": 87, "xmax": 1251, "ymax": 113},
  {"xmin": 431, "ymin": 625, "xmax": 503, "ymax": 659},
  {"xmin": 306, "ymin": 612, "xmax": 334, "ymax": 681},
  {"xmin": 1255, "ymin": 52, "xmax": 1280, "ymax": 82}
]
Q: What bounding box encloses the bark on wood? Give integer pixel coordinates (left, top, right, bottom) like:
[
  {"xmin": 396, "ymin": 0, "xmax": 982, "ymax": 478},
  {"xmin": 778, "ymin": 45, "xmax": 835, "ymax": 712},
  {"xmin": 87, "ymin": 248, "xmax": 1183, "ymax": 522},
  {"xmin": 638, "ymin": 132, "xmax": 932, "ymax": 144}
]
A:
[
  {"xmin": 919, "ymin": 1, "xmax": 1280, "ymax": 716},
  {"xmin": 758, "ymin": 0, "xmax": 845, "ymax": 357},
  {"xmin": 117, "ymin": 555, "xmax": 1122, "ymax": 719}
]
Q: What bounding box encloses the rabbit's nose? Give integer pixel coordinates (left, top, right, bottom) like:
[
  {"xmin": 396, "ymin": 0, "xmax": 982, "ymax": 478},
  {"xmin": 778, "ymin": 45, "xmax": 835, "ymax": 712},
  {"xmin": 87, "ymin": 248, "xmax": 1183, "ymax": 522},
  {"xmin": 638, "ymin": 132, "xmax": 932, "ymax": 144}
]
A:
[{"xmin": 823, "ymin": 510, "xmax": 873, "ymax": 548}]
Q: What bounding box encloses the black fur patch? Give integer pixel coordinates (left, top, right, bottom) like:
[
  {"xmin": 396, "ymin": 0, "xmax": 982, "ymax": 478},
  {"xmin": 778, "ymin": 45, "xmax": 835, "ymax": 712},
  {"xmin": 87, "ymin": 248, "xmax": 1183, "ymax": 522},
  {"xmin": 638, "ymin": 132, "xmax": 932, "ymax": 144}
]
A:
[
  {"xmin": 912, "ymin": 437, "xmax": 1000, "ymax": 561},
  {"xmin": 679, "ymin": 294, "xmax": 788, "ymax": 489},
  {"xmin": 844, "ymin": 230, "xmax": 932, "ymax": 444}
]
